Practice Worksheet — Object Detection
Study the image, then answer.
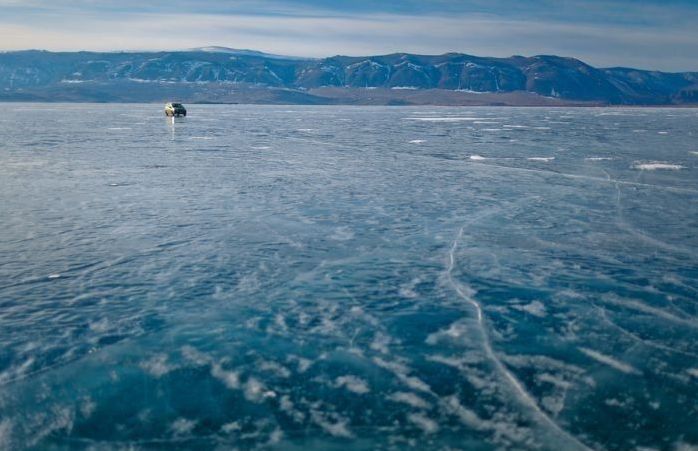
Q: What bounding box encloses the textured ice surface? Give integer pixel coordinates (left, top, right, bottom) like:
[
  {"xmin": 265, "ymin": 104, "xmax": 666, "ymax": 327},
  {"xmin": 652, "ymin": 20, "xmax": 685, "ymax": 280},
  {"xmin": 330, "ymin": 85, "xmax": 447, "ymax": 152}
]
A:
[{"xmin": 0, "ymin": 105, "xmax": 697, "ymax": 450}]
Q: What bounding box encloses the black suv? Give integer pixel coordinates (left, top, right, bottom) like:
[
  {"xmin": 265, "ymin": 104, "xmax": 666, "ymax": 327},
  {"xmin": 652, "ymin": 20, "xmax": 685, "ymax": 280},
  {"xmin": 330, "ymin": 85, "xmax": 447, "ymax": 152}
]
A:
[{"xmin": 165, "ymin": 103, "xmax": 187, "ymax": 117}]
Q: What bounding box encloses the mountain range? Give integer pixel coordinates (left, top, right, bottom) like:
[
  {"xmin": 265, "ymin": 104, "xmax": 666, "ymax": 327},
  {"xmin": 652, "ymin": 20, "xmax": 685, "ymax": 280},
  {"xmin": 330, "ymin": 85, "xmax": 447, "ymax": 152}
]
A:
[{"xmin": 1, "ymin": 47, "xmax": 697, "ymax": 105}]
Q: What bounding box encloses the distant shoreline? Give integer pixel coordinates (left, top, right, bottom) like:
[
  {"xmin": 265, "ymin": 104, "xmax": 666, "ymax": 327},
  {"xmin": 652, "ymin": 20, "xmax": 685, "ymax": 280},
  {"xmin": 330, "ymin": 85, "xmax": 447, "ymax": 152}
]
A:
[
  {"xmin": 2, "ymin": 50, "xmax": 697, "ymax": 106},
  {"xmin": 0, "ymin": 99, "xmax": 696, "ymax": 108},
  {"xmin": 1, "ymin": 86, "xmax": 696, "ymax": 107}
]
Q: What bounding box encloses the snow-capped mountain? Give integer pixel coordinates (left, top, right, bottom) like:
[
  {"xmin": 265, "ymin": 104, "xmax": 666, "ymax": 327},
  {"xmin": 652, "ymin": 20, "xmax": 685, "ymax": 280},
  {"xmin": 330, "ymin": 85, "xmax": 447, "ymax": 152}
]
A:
[{"xmin": 1, "ymin": 48, "xmax": 696, "ymax": 104}]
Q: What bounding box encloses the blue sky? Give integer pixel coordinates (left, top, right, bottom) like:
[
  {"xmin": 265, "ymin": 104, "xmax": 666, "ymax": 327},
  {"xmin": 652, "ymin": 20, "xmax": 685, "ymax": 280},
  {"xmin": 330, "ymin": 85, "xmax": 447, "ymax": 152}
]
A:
[{"xmin": 1, "ymin": 0, "xmax": 697, "ymax": 71}]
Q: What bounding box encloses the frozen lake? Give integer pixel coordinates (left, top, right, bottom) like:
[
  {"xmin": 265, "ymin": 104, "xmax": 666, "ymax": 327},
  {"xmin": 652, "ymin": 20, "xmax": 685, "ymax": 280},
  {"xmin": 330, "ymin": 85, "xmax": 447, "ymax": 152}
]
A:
[{"xmin": 0, "ymin": 104, "xmax": 697, "ymax": 450}]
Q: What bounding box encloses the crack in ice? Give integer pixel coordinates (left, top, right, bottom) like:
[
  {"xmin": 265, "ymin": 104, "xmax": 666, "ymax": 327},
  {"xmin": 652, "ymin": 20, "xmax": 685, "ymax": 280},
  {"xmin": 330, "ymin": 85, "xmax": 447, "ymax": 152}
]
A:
[
  {"xmin": 467, "ymin": 161, "xmax": 698, "ymax": 195},
  {"xmin": 446, "ymin": 222, "xmax": 592, "ymax": 451},
  {"xmin": 608, "ymin": 172, "xmax": 694, "ymax": 258}
]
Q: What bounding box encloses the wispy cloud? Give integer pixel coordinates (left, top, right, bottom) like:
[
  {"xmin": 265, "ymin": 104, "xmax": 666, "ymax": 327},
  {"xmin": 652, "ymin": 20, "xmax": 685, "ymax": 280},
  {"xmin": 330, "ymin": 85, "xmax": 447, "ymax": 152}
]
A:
[{"xmin": 1, "ymin": 1, "xmax": 697, "ymax": 71}]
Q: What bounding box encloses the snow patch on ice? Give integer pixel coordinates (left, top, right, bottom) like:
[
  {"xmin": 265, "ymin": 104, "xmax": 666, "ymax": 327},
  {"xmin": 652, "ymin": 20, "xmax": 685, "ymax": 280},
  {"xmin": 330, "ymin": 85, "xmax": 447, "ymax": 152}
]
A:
[
  {"xmin": 579, "ymin": 347, "xmax": 641, "ymax": 375},
  {"xmin": 405, "ymin": 117, "xmax": 487, "ymax": 122},
  {"xmin": 370, "ymin": 332, "xmax": 393, "ymax": 354},
  {"xmin": 388, "ymin": 392, "xmax": 431, "ymax": 409},
  {"xmin": 425, "ymin": 321, "xmax": 468, "ymax": 345},
  {"xmin": 244, "ymin": 377, "xmax": 276, "ymax": 402},
  {"xmin": 279, "ymin": 396, "xmax": 305, "ymax": 423},
  {"xmin": 140, "ymin": 354, "xmax": 172, "ymax": 378},
  {"xmin": 512, "ymin": 300, "xmax": 547, "ymax": 317},
  {"xmin": 330, "ymin": 226, "xmax": 354, "ymax": 241},
  {"xmin": 211, "ymin": 362, "xmax": 241, "ymax": 389},
  {"xmin": 373, "ymin": 357, "xmax": 431, "ymax": 393},
  {"xmin": 170, "ymin": 418, "xmax": 197, "ymax": 435},
  {"xmin": 633, "ymin": 162, "xmax": 684, "ymax": 171},
  {"xmin": 334, "ymin": 375, "xmax": 370, "ymax": 394},
  {"xmin": 80, "ymin": 398, "xmax": 96, "ymax": 418},
  {"xmin": 221, "ymin": 421, "xmax": 241, "ymax": 433},
  {"xmin": 0, "ymin": 419, "xmax": 13, "ymax": 450},
  {"xmin": 408, "ymin": 413, "xmax": 439, "ymax": 434},
  {"xmin": 310, "ymin": 410, "xmax": 353, "ymax": 438}
]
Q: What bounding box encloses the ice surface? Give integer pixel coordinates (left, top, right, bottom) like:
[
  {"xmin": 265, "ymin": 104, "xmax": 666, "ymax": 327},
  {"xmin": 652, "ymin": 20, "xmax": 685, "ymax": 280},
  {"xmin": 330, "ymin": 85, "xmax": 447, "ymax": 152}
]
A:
[{"xmin": 0, "ymin": 105, "xmax": 697, "ymax": 450}]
